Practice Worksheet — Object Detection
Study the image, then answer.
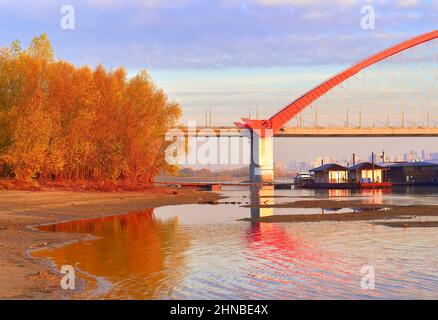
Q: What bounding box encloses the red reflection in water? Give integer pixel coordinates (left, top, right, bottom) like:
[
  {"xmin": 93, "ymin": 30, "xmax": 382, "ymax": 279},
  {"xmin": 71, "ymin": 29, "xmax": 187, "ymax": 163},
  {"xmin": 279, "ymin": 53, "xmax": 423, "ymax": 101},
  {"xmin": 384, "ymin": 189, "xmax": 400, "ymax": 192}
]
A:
[{"xmin": 244, "ymin": 221, "xmax": 352, "ymax": 291}]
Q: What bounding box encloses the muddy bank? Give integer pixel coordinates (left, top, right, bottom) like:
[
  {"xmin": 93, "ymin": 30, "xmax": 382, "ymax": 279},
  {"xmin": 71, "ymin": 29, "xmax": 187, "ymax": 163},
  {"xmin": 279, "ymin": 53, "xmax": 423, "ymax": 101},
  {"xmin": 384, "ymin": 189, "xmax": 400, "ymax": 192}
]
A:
[
  {"xmin": 0, "ymin": 188, "xmax": 221, "ymax": 300},
  {"xmin": 241, "ymin": 199, "xmax": 389, "ymax": 209},
  {"xmin": 240, "ymin": 204, "xmax": 438, "ymax": 223},
  {"xmin": 373, "ymin": 221, "xmax": 438, "ymax": 228}
]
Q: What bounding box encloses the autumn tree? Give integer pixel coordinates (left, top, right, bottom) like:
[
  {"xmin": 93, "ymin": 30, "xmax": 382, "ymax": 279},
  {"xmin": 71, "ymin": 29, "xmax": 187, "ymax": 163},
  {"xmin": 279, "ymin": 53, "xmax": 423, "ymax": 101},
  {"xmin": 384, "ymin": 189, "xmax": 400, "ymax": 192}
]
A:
[{"xmin": 0, "ymin": 34, "xmax": 181, "ymax": 186}]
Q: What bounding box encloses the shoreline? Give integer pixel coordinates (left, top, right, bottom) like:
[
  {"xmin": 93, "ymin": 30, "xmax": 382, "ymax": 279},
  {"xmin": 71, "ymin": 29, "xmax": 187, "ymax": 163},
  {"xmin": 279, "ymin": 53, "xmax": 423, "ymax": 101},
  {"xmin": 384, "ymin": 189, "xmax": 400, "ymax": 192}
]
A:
[
  {"xmin": 239, "ymin": 200, "xmax": 438, "ymax": 224},
  {"xmin": 0, "ymin": 188, "xmax": 222, "ymax": 300}
]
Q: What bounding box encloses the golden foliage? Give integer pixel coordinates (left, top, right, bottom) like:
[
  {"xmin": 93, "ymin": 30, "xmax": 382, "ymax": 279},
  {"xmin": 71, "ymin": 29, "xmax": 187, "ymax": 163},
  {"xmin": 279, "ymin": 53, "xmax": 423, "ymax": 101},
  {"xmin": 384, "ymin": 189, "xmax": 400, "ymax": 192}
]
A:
[{"xmin": 0, "ymin": 34, "xmax": 181, "ymax": 185}]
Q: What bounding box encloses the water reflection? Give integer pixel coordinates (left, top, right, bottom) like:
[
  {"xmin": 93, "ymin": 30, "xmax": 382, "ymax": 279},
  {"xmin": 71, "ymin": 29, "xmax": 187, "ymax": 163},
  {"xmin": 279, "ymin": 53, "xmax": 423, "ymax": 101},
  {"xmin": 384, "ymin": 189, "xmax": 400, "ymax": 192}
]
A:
[
  {"xmin": 36, "ymin": 210, "xmax": 190, "ymax": 299},
  {"xmin": 33, "ymin": 186, "xmax": 438, "ymax": 299},
  {"xmin": 243, "ymin": 221, "xmax": 353, "ymax": 296},
  {"xmin": 245, "ymin": 185, "xmax": 354, "ymax": 296},
  {"xmin": 250, "ymin": 185, "xmax": 274, "ymax": 220}
]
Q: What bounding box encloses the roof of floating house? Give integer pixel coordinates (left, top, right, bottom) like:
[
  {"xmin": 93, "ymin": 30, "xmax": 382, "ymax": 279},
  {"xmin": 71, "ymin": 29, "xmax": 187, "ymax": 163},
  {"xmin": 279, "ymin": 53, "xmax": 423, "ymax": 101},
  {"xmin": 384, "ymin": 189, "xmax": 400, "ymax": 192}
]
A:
[
  {"xmin": 384, "ymin": 162, "xmax": 438, "ymax": 168},
  {"xmin": 309, "ymin": 164, "xmax": 348, "ymax": 173},
  {"xmin": 349, "ymin": 162, "xmax": 386, "ymax": 171}
]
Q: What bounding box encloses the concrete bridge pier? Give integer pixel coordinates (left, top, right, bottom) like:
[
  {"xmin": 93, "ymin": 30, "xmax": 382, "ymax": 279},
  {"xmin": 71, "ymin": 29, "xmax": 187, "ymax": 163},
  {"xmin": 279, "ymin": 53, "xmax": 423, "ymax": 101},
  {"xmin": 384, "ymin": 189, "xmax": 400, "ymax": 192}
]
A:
[{"xmin": 249, "ymin": 132, "xmax": 274, "ymax": 183}]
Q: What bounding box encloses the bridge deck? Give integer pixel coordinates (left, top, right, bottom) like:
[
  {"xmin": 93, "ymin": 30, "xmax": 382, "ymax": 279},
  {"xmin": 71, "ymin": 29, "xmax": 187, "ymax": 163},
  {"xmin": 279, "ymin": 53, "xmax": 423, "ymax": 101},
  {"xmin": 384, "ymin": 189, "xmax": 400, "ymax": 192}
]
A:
[{"xmin": 175, "ymin": 127, "xmax": 438, "ymax": 137}]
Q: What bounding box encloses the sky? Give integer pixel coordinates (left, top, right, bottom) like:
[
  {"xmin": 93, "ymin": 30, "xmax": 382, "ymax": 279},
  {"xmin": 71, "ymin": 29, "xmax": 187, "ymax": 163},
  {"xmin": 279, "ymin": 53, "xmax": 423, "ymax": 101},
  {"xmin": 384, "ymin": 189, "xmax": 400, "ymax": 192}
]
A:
[{"xmin": 0, "ymin": 0, "xmax": 437, "ymax": 163}]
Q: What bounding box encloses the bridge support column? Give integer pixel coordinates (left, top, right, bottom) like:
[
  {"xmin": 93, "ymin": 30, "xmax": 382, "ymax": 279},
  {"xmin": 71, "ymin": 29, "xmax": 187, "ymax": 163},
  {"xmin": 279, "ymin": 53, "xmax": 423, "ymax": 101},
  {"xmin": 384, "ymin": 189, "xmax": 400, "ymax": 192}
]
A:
[{"xmin": 249, "ymin": 132, "xmax": 274, "ymax": 183}]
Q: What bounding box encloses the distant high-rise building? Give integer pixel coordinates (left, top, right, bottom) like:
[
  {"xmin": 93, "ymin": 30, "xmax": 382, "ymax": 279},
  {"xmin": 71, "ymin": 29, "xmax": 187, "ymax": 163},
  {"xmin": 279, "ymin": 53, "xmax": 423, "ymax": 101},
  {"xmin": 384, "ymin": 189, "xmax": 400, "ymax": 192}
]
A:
[
  {"xmin": 421, "ymin": 150, "xmax": 431, "ymax": 161},
  {"xmin": 368, "ymin": 153, "xmax": 380, "ymax": 163},
  {"xmin": 404, "ymin": 151, "xmax": 418, "ymax": 162},
  {"xmin": 371, "ymin": 152, "xmax": 391, "ymax": 163},
  {"xmin": 312, "ymin": 156, "xmax": 332, "ymax": 168}
]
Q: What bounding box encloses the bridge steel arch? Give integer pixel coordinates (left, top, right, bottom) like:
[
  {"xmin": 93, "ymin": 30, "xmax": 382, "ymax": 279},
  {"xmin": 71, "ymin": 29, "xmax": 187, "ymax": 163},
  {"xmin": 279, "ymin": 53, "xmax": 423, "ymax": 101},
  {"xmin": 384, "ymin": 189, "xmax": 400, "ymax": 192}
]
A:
[{"xmin": 236, "ymin": 30, "xmax": 438, "ymax": 134}]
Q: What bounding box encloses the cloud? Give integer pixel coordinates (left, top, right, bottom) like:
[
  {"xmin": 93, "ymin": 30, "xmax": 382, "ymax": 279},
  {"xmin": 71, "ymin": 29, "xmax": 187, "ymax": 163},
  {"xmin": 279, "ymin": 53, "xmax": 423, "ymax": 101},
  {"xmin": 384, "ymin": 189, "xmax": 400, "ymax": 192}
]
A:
[
  {"xmin": 301, "ymin": 10, "xmax": 330, "ymax": 19},
  {"xmin": 396, "ymin": 0, "xmax": 420, "ymax": 8},
  {"xmin": 0, "ymin": 0, "xmax": 435, "ymax": 70},
  {"xmin": 87, "ymin": 0, "xmax": 190, "ymax": 8},
  {"xmin": 248, "ymin": 0, "xmax": 357, "ymax": 7}
]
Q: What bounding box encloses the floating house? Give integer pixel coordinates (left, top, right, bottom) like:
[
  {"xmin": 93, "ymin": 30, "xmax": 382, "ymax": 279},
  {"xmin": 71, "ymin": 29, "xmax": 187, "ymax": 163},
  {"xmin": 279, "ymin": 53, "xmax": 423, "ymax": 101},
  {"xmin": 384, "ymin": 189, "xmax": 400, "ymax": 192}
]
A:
[
  {"xmin": 304, "ymin": 162, "xmax": 392, "ymax": 189},
  {"xmin": 385, "ymin": 162, "xmax": 438, "ymax": 185},
  {"xmin": 309, "ymin": 163, "xmax": 349, "ymax": 185},
  {"xmin": 349, "ymin": 162, "xmax": 384, "ymax": 183},
  {"xmin": 302, "ymin": 156, "xmax": 438, "ymax": 189}
]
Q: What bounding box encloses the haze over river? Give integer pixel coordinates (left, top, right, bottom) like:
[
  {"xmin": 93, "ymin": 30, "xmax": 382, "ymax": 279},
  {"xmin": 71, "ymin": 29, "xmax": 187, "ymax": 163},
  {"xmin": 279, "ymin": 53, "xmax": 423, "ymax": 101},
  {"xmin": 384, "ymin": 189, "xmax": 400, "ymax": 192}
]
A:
[{"xmin": 34, "ymin": 187, "xmax": 438, "ymax": 299}]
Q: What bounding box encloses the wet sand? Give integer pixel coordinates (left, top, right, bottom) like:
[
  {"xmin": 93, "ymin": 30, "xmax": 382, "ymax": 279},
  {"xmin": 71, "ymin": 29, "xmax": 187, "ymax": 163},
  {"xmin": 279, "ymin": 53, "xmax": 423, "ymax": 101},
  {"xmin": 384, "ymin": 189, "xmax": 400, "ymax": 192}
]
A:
[
  {"xmin": 0, "ymin": 188, "xmax": 221, "ymax": 299},
  {"xmin": 373, "ymin": 221, "xmax": 438, "ymax": 228},
  {"xmin": 242, "ymin": 199, "xmax": 388, "ymax": 209},
  {"xmin": 241, "ymin": 200, "xmax": 438, "ymax": 224}
]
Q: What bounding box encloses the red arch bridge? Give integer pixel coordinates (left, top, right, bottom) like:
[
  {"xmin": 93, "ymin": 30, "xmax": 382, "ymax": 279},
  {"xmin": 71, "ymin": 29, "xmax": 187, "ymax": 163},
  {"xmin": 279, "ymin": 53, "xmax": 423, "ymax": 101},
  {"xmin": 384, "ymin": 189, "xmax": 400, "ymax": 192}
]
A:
[{"xmin": 174, "ymin": 30, "xmax": 438, "ymax": 183}]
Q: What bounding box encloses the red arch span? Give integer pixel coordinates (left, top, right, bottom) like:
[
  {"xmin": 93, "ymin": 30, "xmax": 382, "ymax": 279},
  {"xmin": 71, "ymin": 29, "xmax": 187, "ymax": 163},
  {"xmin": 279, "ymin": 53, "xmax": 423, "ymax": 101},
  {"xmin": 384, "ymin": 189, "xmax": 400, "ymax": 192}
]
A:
[{"xmin": 235, "ymin": 30, "xmax": 438, "ymax": 134}]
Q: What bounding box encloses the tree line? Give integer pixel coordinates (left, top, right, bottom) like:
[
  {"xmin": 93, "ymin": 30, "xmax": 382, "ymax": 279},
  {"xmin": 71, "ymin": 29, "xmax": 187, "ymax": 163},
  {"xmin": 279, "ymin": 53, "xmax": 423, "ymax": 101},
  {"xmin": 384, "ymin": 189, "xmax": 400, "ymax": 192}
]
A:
[{"xmin": 0, "ymin": 34, "xmax": 181, "ymax": 186}]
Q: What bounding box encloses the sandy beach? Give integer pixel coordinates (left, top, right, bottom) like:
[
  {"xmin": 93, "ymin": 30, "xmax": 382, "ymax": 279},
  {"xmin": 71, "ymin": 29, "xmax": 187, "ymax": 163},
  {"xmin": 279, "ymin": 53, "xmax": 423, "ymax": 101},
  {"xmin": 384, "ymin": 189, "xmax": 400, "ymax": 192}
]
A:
[{"xmin": 0, "ymin": 188, "xmax": 221, "ymax": 299}]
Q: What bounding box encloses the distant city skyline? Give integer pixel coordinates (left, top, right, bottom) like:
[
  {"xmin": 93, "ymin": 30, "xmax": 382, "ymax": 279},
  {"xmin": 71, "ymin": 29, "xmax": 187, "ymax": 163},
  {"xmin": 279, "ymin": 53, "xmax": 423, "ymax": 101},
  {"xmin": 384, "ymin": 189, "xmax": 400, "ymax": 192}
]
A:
[
  {"xmin": 273, "ymin": 137, "xmax": 438, "ymax": 164},
  {"xmin": 183, "ymin": 147, "xmax": 438, "ymax": 172},
  {"xmin": 282, "ymin": 148, "xmax": 438, "ymax": 172}
]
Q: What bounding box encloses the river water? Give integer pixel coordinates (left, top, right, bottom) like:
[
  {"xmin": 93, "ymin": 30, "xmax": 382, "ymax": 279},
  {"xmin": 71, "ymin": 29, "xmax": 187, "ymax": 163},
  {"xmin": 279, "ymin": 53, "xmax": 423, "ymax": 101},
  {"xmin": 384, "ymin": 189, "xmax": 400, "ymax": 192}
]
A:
[{"xmin": 34, "ymin": 186, "xmax": 438, "ymax": 299}]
